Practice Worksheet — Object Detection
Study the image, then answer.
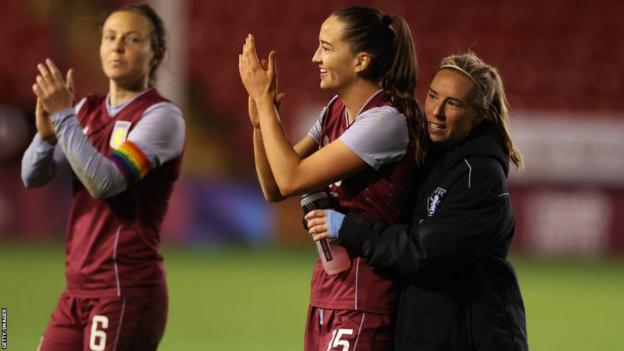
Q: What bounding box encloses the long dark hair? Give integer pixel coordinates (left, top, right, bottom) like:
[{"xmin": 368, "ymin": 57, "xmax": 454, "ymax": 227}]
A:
[
  {"xmin": 332, "ymin": 7, "xmax": 427, "ymax": 163},
  {"xmin": 102, "ymin": 3, "xmax": 167, "ymax": 87}
]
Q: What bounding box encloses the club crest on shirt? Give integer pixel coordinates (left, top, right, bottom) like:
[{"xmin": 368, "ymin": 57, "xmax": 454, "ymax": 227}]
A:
[
  {"xmin": 109, "ymin": 121, "xmax": 132, "ymax": 149},
  {"xmin": 427, "ymin": 187, "xmax": 447, "ymax": 217}
]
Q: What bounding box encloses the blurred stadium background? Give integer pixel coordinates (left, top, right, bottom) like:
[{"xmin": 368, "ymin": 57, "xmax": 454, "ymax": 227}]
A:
[{"xmin": 0, "ymin": 0, "xmax": 623, "ymax": 350}]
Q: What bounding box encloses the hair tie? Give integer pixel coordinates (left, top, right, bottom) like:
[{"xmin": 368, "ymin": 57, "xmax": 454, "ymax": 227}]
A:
[
  {"xmin": 382, "ymin": 15, "xmax": 395, "ymax": 35},
  {"xmin": 382, "ymin": 15, "xmax": 393, "ymax": 26}
]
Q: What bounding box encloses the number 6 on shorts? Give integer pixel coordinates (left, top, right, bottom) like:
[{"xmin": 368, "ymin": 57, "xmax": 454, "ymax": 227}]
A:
[
  {"xmin": 90, "ymin": 315, "xmax": 109, "ymax": 351},
  {"xmin": 327, "ymin": 328, "xmax": 353, "ymax": 351}
]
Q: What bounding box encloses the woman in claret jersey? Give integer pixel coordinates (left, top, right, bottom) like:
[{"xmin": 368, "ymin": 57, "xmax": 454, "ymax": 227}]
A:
[
  {"xmin": 239, "ymin": 6, "xmax": 427, "ymax": 351},
  {"xmin": 22, "ymin": 4, "xmax": 183, "ymax": 350}
]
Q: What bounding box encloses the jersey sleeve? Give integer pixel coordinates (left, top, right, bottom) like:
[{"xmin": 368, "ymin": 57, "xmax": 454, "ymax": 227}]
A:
[
  {"xmin": 111, "ymin": 102, "xmax": 184, "ymax": 185},
  {"xmin": 20, "ymin": 99, "xmax": 86, "ymax": 187},
  {"xmin": 339, "ymin": 106, "xmax": 409, "ymax": 170},
  {"xmin": 111, "ymin": 102, "xmax": 185, "ymax": 184},
  {"xmin": 21, "ymin": 134, "xmax": 59, "ymax": 187},
  {"xmin": 50, "ymin": 100, "xmax": 184, "ymax": 199},
  {"xmin": 307, "ymin": 105, "xmax": 328, "ymax": 145}
]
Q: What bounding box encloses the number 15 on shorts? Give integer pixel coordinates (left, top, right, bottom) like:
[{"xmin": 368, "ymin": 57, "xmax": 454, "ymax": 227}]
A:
[{"xmin": 327, "ymin": 328, "xmax": 353, "ymax": 351}]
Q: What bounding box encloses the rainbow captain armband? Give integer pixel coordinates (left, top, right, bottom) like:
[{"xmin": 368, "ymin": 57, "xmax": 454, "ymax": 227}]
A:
[{"xmin": 110, "ymin": 140, "xmax": 152, "ymax": 184}]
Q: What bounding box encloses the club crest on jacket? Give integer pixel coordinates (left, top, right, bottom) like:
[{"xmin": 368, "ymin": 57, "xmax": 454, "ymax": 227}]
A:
[{"xmin": 427, "ymin": 187, "xmax": 447, "ymax": 216}]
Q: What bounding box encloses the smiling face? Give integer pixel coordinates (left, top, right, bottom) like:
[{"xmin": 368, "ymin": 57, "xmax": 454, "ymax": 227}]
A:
[
  {"xmin": 424, "ymin": 69, "xmax": 483, "ymax": 147},
  {"xmin": 100, "ymin": 11, "xmax": 155, "ymax": 88},
  {"xmin": 311, "ymin": 16, "xmax": 361, "ymax": 93}
]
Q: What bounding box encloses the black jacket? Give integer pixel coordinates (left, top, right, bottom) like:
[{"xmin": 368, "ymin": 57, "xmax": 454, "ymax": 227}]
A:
[{"xmin": 339, "ymin": 123, "xmax": 528, "ymax": 351}]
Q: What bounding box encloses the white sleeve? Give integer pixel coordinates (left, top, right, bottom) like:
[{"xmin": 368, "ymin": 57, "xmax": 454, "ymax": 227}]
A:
[
  {"xmin": 50, "ymin": 107, "xmax": 126, "ymax": 198},
  {"xmin": 126, "ymin": 102, "xmax": 185, "ymax": 167},
  {"xmin": 307, "ymin": 105, "xmax": 328, "ymax": 145},
  {"xmin": 20, "ymin": 100, "xmax": 85, "ymax": 187},
  {"xmin": 338, "ymin": 106, "xmax": 409, "ymax": 170},
  {"xmin": 49, "ymin": 101, "xmax": 184, "ymax": 199},
  {"xmin": 21, "ymin": 134, "xmax": 58, "ymax": 187}
]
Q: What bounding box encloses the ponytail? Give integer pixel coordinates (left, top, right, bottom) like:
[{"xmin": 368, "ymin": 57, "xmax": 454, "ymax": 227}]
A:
[
  {"xmin": 490, "ymin": 71, "xmax": 523, "ymax": 168},
  {"xmin": 333, "ymin": 7, "xmax": 428, "ymax": 164},
  {"xmin": 382, "ymin": 16, "xmax": 427, "ymax": 164}
]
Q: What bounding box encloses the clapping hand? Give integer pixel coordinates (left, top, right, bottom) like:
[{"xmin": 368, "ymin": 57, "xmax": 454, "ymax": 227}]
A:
[
  {"xmin": 239, "ymin": 34, "xmax": 283, "ymax": 111},
  {"xmin": 35, "ymin": 98, "xmax": 56, "ymax": 143},
  {"xmin": 32, "ymin": 58, "xmax": 75, "ymax": 117}
]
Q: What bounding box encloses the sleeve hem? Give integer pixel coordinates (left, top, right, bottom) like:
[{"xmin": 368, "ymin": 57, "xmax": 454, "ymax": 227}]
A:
[{"xmin": 338, "ymin": 213, "xmax": 369, "ymax": 252}]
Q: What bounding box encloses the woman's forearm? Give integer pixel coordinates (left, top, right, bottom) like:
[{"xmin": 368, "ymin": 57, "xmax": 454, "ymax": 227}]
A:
[
  {"xmin": 256, "ymin": 94, "xmax": 304, "ymax": 196},
  {"xmin": 21, "ymin": 134, "xmax": 57, "ymax": 187},
  {"xmin": 253, "ymin": 128, "xmax": 285, "ymax": 201}
]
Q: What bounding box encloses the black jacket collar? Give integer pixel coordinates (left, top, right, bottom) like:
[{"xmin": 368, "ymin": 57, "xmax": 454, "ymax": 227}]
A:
[{"xmin": 431, "ymin": 122, "xmax": 510, "ymax": 177}]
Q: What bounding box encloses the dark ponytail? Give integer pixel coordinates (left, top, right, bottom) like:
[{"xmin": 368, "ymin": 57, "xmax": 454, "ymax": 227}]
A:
[
  {"xmin": 333, "ymin": 7, "xmax": 427, "ymax": 164},
  {"xmin": 383, "ymin": 16, "xmax": 427, "ymax": 164}
]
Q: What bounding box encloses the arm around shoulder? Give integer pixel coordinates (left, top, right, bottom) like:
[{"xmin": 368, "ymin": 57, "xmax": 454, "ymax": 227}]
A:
[{"xmin": 338, "ymin": 156, "xmax": 511, "ymax": 279}]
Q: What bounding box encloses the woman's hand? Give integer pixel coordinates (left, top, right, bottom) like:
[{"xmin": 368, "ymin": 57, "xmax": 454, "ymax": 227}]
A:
[
  {"xmin": 239, "ymin": 34, "xmax": 278, "ymax": 104},
  {"xmin": 32, "ymin": 59, "xmax": 75, "ymax": 116},
  {"xmin": 305, "ymin": 209, "xmax": 330, "ymax": 241},
  {"xmin": 35, "ymin": 98, "xmax": 56, "ymax": 143}
]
